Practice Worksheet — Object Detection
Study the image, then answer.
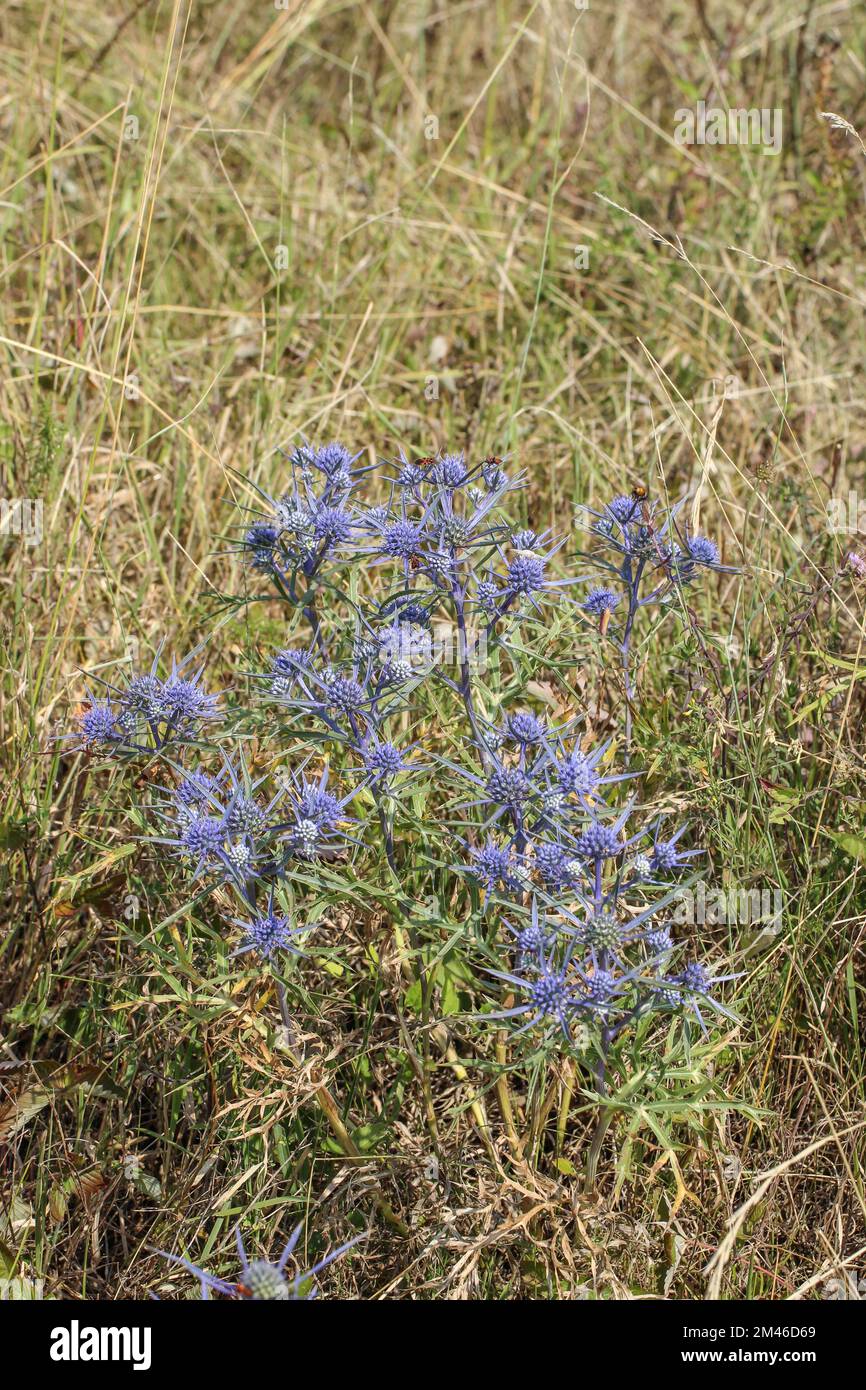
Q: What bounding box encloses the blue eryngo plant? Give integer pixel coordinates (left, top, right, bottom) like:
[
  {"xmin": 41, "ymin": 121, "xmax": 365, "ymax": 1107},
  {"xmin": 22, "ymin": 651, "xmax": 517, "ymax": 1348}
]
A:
[
  {"xmin": 67, "ymin": 440, "xmax": 744, "ymax": 1218},
  {"xmin": 576, "ymin": 490, "xmax": 738, "ymax": 747},
  {"xmin": 72, "ymin": 648, "xmax": 222, "ymax": 754}
]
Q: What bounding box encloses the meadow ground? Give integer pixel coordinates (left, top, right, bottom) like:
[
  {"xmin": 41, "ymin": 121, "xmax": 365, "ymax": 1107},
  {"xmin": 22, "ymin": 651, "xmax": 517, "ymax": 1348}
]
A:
[{"xmin": 1, "ymin": 0, "xmax": 865, "ymax": 1300}]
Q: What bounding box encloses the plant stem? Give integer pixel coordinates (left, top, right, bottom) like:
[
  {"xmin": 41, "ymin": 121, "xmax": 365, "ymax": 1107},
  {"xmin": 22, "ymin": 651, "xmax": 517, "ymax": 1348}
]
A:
[{"xmin": 275, "ymin": 980, "xmax": 409, "ymax": 1236}]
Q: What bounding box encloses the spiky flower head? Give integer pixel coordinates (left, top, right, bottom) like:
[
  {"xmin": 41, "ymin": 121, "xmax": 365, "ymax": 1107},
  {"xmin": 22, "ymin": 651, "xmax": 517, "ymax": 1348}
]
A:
[
  {"xmin": 556, "ymin": 751, "xmax": 599, "ymax": 798},
  {"xmin": 158, "ymin": 672, "xmax": 221, "ymax": 731},
  {"xmin": 583, "ymin": 585, "xmax": 621, "ymax": 615},
  {"xmin": 362, "ymin": 740, "xmax": 406, "ymax": 779},
  {"xmin": 312, "ymin": 441, "xmax": 355, "ymax": 483},
  {"xmin": 313, "ymin": 504, "xmax": 353, "ymax": 544},
  {"xmin": 326, "ymin": 676, "xmax": 367, "ymax": 714},
  {"xmin": 397, "ymin": 460, "xmax": 425, "ymax": 488},
  {"xmin": 503, "ymin": 711, "xmax": 547, "ymax": 746},
  {"xmin": 650, "ymin": 831, "xmax": 696, "ymax": 872},
  {"xmin": 533, "ymin": 842, "xmax": 576, "ymax": 890},
  {"xmin": 180, "ymin": 815, "xmax": 225, "ymax": 862},
  {"xmin": 175, "ymin": 772, "xmax": 219, "ymax": 810},
  {"xmin": 244, "ymin": 1260, "xmax": 291, "ymax": 1300},
  {"xmin": 511, "ymin": 528, "xmax": 537, "ymax": 550},
  {"xmin": 476, "ymin": 577, "xmax": 500, "ymax": 611},
  {"xmin": 583, "ymin": 969, "xmax": 618, "ymax": 1006},
  {"xmin": 481, "ymin": 456, "xmax": 508, "ymax": 491},
  {"xmin": 530, "ymin": 968, "xmax": 572, "ymax": 1018},
  {"xmin": 244, "ymin": 522, "xmax": 280, "ymax": 569},
  {"xmin": 233, "ymin": 909, "xmax": 309, "ymax": 962},
  {"xmin": 582, "ymin": 911, "xmax": 622, "ymax": 952},
  {"xmin": 79, "ymin": 698, "xmax": 119, "ymax": 746},
  {"xmin": 224, "ymin": 795, "xmax": 266, "ymax": 836},
  {"xmin": 468, "ymin": 840, "xmax": 523, "ymax": 894},
  {"xmin": 606, "ymin": 494, "xmax": 641, "ymax": 525},
  {"xmin": 645, "ymin": 924, "xmax": 673, "ymax": 955},
  {"xmin": 514, "ymin": 923, "xmax": 548, "ymax": 964},
  {"xmin": 686, "ymin": 535, "xmax": 720, "ymax": 567},
  {"xmin": 159, "ymin": 1224, "xmax": 361, "ymax": 1301},
  {"xmin": 441, "ymin": 515, "xmax": 470, "ymax": 547},
  {"xmin": 506, "ymin": 552, "xmax": 546, "ymax": 595},
  {"xmin": 485, "ymin": 766, "xmax": 532, "ymax": 810},
  {"xmin": 573, "ymin": 821, "xmax": 623, "ymax": 862},
  {"xmin": 290, "ymin": 818, "xmax": 321, "ymax": 857},
  {"xmin": 382, "ymin": 520, "xmax": 423, "ymax": 558},
  {"xmin": 678, "ymin": 960, "xmax": 710, "ymax": 994},
  {"xmin": 432, "ymin": 453, "xmax": 467, "ymax": 488},
  {"xmin": 630, "ymin": 852, "xmax": 652, "ymax": 879}
]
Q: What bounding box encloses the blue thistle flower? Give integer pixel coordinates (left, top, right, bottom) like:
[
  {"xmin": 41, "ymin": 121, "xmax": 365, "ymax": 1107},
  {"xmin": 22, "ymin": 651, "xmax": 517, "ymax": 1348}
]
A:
[
  {"xmin": 178, "ymin": 814, "xmax": 225, "ymax": 869},
  {"xmin": 382, "ymin": 519, "xmax": 424, "ymax": 559},
  {"xmin": 158, "ymin": 1225, "xmax": 362, "ymax": 1301},
  {"xmin": 686, "ymin": 535, "xmax": 720, "ymax": 567},
  {"xmin": 485, "ymin": 766, "xmax": 533, "ymax": 811},
  {"xmin": 466, "ymin": 838, "xmax": 525, "ymax": 898},
  {"xmin": 174, "ymin": 772, "xmax": 219, "ymax": 811},
  {"xmin": 649, "ymin": 823, "xmax": 701, "ymax": 873},
  {"xmin": 311, "ymin": 441, "xmax": 357, "ymax": 484},
  {"xmin": 243, "ymin": 521, "xmax": 281, "ymax": 570},
  {"xmin": 312, "ymin": 503, "xmax": 354, "ymax": 545},
  {"xmin": 571, "ymin": 802, "xmax": 640, "ymax": 864},
  {"xmin": 606, "ymin": 494, "xmax": 641, "ymax": 526},
  {"xmin": 506, "ymin": 551, "xmax": 546, "ymax": 595},
  {"xmin": 230, "ymin": 907, "xmax": 311, "ymax": 961},
  {"xmin": 475, "ymin": 573, "xmax": 501, "ymax": 612},
  {"xmin": 583, "ymin": 585, "xmax": 621, "ymax": 615},
  {"xmin": 268, "ymin": 646, "xmax": 316, "ymax": 699},
  {"xmin": 644, "ymin": 923, "xmax": 674, "ymax": 955},
  {"xmin": 660, "ymin": 959, "xmax": 743, "ymax": 1033},
  {"xmin": 362, "ymin": 740, "xmax": 406, "ymax": 780},
  {"xmin": 481, "ymin": 950, "xmax": 578, "ymax": 1040},
  {"xmin": 532, "ymin": 841, "xmax": 577, "ymax": 891},
  {"xmin": 430, "ymin": 452, "xmax": 467, "ymax": 488},
  {"xmin": 481, "ymin": 456, "xmax": 508, "ymax": 492},
  {"xmin": 502, "ymin": 711, "xmax": 547, "ymax": 746},
  {"xmin": 511, "ymin": 528, "xmax": 537, "ymax": 550},
  {"xmin": 573, "ymin": 822, "xmax": 624, "ymax": 862},
  {"xmin": 278, "ymin": 766, "xmax": 356, "ymax": 861},
  {"xmin": 503, "ymin": 899, "xmax": 554, "ymax": 967},
  {"xmin": 78, "ymin": 698, "xmax": 120, "ymax": 747},
  {"xmin": 555, "ymin": 750, "xmax": 598, "ymax": 798},
  {"xmin": 158, "ymin": 671, "xmax": 221, "ymax": 732},
  {"xmin": 324, "ymin": 674, "xmax": 367, "ymax": 714}
]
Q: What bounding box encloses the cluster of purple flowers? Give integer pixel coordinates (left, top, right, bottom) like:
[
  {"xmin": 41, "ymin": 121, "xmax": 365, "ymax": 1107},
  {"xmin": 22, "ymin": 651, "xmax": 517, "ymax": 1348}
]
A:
[
  {"xmin": 575, "ymin": 491, "xmax": 737, "ymax": 739},
  {"xmin": 149, "ymin": 756, "xmax": 357, "ymax": 897},
  {"xmin": 74, "ymin": 651, "xmax": 222, "ymax": 753},
  {"xmin": 238, "ymin": 441, "xmax": 369, "ymax": 582},
  {"xmin": 457, "ymin": 711, "xmax": 739, "ymax": 1043},
  {"xmin": 65, "ymin": 438, "xmax": 743, "ymax": 1245}
]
